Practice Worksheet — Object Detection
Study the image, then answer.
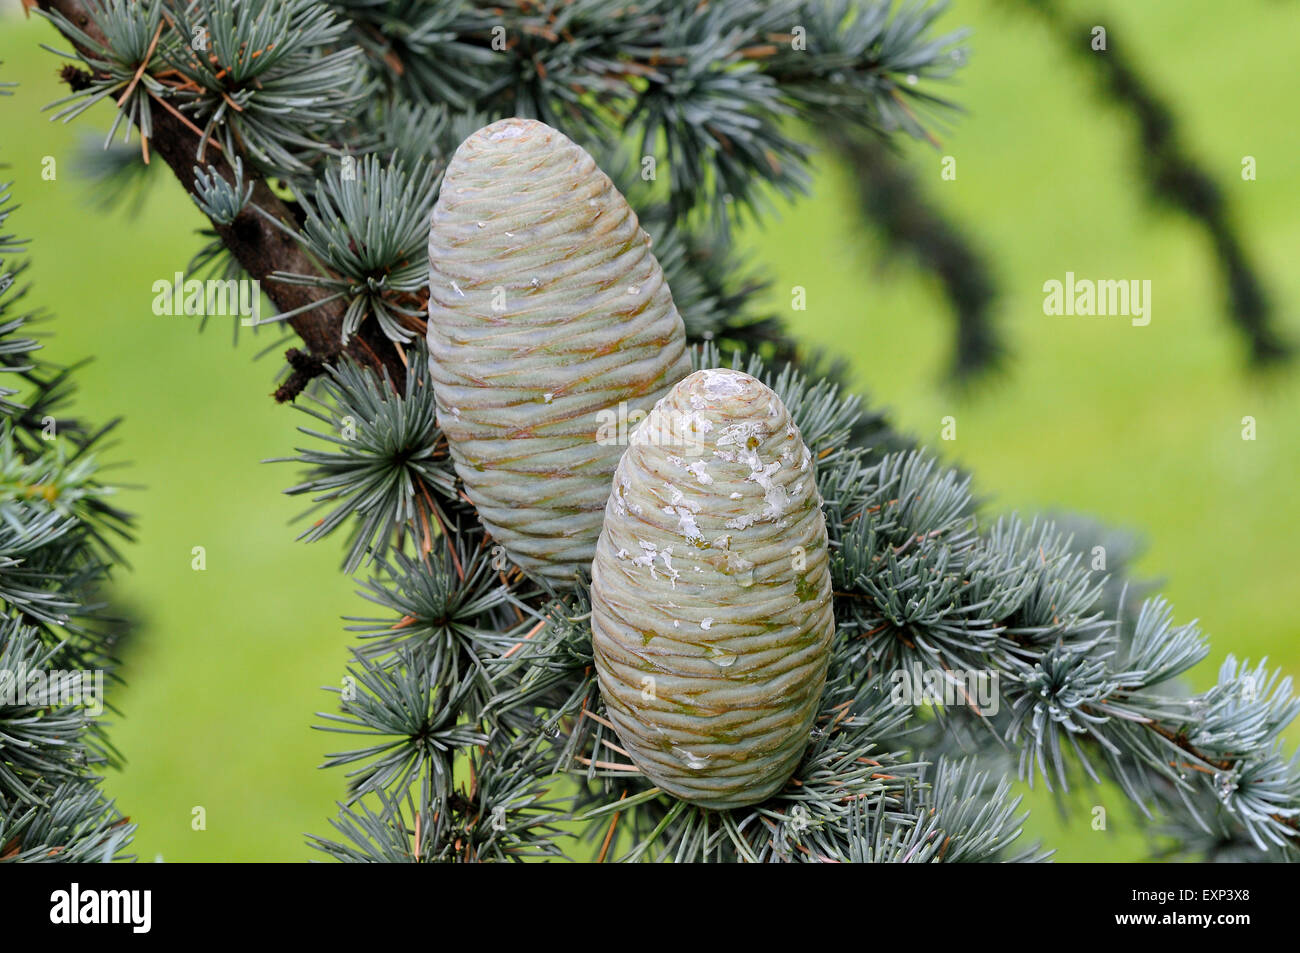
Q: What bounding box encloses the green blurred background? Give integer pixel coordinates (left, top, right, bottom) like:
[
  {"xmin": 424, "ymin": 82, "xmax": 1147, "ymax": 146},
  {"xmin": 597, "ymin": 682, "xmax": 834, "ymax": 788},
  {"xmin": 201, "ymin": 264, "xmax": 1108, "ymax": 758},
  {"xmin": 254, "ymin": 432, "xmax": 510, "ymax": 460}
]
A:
[{"xmin": 1, "ymin": 0, "xmax": 1296, "ymax": 861}]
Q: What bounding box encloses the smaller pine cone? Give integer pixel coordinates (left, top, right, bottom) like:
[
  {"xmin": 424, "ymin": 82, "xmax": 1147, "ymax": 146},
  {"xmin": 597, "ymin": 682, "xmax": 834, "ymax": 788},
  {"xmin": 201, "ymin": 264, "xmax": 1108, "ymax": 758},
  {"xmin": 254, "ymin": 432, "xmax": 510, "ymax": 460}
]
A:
[
  {"xmin": 426, "ymin": 118, "xmax": 689, "ymax": 582},
  {"xmin": 590, "ymin": 369, "xmax": 835, "ymax": 809}
]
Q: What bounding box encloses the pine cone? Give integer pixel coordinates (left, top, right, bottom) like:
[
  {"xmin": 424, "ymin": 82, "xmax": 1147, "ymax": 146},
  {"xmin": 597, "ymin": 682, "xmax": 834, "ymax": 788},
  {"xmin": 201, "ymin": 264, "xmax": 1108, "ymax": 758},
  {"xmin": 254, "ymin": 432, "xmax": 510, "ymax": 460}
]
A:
[
  {"xmin": 427, "ymin": 118, "xmax": 690, "ymax": 582},
  {"xmin": 590, "ymin": 368, "xmax": 835, "ymax": 809}
]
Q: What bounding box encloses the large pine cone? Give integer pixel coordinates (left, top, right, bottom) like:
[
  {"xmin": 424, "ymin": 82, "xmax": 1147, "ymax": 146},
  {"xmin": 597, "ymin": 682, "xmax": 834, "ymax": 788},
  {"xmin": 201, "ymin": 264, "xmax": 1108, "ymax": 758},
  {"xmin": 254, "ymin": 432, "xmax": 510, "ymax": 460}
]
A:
[
  {"xmin": 590, "ymin": 369, "xmax": 835, "ymax": 809},
  {"xmin": 427, "ymin": 118, "xmax": 689, "ymax": 582}
]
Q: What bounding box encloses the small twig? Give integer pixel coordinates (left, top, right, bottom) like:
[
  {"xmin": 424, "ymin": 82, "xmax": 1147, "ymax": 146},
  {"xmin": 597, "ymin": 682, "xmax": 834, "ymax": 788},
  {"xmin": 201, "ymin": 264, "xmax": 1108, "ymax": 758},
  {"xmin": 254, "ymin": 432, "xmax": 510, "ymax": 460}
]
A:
[
  {"xmin": 502, "ymin": 619, "xmax": 546, "ymax": 659},
  {"xmin": 574, "ymin": 756, "xmax": 640, "ymax": 772},
  {"xmin": 596, "ymin": 791, "xmax": 628, "ymax": 863}
]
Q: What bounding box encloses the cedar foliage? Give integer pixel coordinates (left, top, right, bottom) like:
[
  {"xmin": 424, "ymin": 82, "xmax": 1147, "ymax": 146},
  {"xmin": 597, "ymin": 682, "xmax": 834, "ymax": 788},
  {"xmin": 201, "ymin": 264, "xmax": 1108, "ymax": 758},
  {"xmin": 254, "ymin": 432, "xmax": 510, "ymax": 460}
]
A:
[{"xmin": 0, "ymin": 125, "xmax": 135, "ymax": 861}]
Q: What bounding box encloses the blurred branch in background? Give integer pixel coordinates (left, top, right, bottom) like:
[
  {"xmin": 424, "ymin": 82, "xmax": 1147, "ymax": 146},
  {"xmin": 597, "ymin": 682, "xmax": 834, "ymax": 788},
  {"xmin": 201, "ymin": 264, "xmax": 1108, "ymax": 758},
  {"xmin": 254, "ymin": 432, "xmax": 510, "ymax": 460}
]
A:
[
  {"xmin": 824, "ymin": 126, "xmax": 1004, "ymax": 384},
  {"xmin": 1020, "ymin": 0, "xmax": 1290, "ymax": 365}
]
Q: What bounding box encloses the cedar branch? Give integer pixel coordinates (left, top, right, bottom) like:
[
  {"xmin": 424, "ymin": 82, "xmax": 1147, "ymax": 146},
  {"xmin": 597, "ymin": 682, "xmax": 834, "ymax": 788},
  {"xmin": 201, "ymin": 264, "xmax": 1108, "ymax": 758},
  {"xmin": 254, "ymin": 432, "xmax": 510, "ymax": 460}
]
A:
[{"xmin": 36, "ymin": 0, "xmax": 408, "ymax": 400}]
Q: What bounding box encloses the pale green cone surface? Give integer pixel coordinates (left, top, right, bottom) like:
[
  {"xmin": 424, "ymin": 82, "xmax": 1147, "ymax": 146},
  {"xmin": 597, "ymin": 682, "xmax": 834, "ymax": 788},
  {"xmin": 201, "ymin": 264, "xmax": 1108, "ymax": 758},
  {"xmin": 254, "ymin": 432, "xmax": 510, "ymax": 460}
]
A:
[
  {"xmin": 427, "ymin": 118, "xmax": 689, "ymax": 582},
  {"xmin": 590, "ymin": 368, "xmax": 835, "ymax": 809}
]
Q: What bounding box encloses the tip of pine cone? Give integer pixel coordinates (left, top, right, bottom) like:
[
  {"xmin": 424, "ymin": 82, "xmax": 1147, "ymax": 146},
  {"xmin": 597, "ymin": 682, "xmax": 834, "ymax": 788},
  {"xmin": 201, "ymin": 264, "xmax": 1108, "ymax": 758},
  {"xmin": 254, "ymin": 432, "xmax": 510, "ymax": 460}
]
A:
[
  {"xmin": 676, "ymin": 368, "xmax": 774, "ymax": 415},
  {"xmin": 471, "ymin": 117, "xmax": 556, "ymax": 149},
  {"xmin": 483, "ymin": 117, "xmax": 544, "ymax": 139},
  {"xmin": 443, "ymin": 118, "xmax": 579, "ymax": 185}
]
